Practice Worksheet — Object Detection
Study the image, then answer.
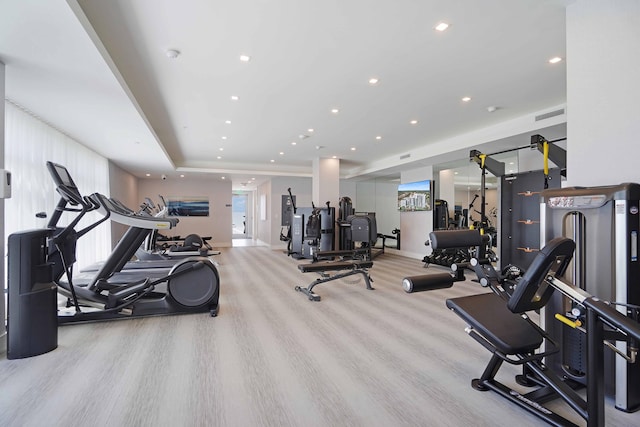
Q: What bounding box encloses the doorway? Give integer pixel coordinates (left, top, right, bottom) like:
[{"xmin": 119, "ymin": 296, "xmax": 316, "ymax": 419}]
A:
[{"xmin": 232, "ymin": 194, "xmax": 248, "ymax": 238}]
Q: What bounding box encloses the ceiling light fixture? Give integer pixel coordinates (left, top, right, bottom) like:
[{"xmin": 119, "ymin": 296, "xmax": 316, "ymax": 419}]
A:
[
  {"xmin": 221, "ymin": 176, "xmax": 226, "ymax": 180},
  {"xmin": 270, "ymin": 159, "xmax": 275, "ymax": 163},
  {"xmin": 462, "ymin": 96, "xmax": 472, "ymax": 102},
  {"xmin": 375, "ymin": 136, "xmax": 382, "ymax": 140},
  {"xmin": 239, "ymin": 54, "xmax": 251, "ymax": 62},
  {"xmin": 549, "ymin": 56, "xmax": 563, "ymax": 64},
  {"xmin": 180, "ymin": 174, "xmax": 185, "ymax": 178},
  {"xmin": 487, "ymin": 106, "xmax": 498, "ymax": 113},
  {"xmin": 291, "ymin": 142, "xmax": 297, "ymax": 146},
  {"xmin": 410, "ymin": 120, "xmax": 418, "ymax": 125},
  {"xmin": 217, "ymin": 156, "xmax": 222, "ymax": 159},
  {"xmin": 331, "ymin": 108, "xmax": 339, "ymax": 114},
  {"xmin": 221, "ymin": 136, "xmax": 227, "ymax": 140},
  {"xmin": 332, "ymin": 155, "xmax": 337, "ymax": 159},
  {"xmin": 231, "ymin": 95, "xmax": 239, "ymax": 101},
  {"xmin": 145, "ymin": 173, "xmax": 151, "ymax": 177},
  {"xmin": 434, "ymin": 22, "xmax": 449, "ymax": 32},
  {"xmin": 219, "ymin": 148, "xmax": 224, "ymax": 151},
  {"xmin": 225, "ymin": 120, "xmax": 231, "ymax": 124},
  {"xmin": 368, "ymin": 77, "xmax": 379, "ymax": 85},
  {"xmin": 279, "ymin": 152, "xmax": 284, "ymax": 155},
  {"xmin": 166, "ymin": 49, "xmax": 180, "ymax": 59},
  {"xmin": 307, "ymin": 128, "xmax": 314, "ymax": 133},
  {"xmin": 351, "ymin": 147, "xmax": 356, "ymax": 151}
]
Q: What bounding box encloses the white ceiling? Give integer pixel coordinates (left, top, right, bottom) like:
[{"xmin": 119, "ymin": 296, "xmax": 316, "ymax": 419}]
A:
[{"xmin": 1, "ymin": 0, "xmax": 569, "ymax": 189}]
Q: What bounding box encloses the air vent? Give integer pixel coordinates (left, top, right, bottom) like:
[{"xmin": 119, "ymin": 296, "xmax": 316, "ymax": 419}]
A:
[
  {"xmin": 535, "ymin": 108, "xmax": 565, "ymax": 122},
  {"xmin": 400, "ymin": 154, "xmax": 411, "ymax": 160}
]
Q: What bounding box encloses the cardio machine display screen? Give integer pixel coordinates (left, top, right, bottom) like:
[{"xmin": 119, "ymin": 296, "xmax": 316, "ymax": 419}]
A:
[{"xmin": 51, "ymin": 163, "xmax": 78, "ymax": 189}]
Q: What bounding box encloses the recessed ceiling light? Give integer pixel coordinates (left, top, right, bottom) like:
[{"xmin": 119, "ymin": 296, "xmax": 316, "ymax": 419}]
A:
[
  {"xmin": 219, "ymin": 148, "xmax": 224, "ymax": 151},
  {"xmin": 307, "ymin": 128, "xmax": 314, "ymax": 133},
  {"xmin": 509, "ymin": 162, "xmax": 515, "ymax": 165},
  {"xmin": 221, "ymin": 176, "xmax": 225, "ymax": 180},
  {"xmin": 225, "ymin": 120, "xmax": 231, "ymax": 124},
  {"xmin": 435, "ymin": 22, "xmax": 449, "ymax": 32},
  {"xmin": 279, "ymin": 152, "xmax": 284, "ymax": 155},
  {"xmin": 270, "ymin": 159, "xmax": 275, "ymax": 163},
  {"xmin": 331, "ymin": 108, "xmax": 339, "ymax": 114},
  {"xmin": 462, "ymin": 96, "xmax": 472, "ymax": 102},
  {"xmin": 251, "ymin": 177, "xmax": 255, "ymax": 180},
  {"xmin": 454, "ymin": 172, "xmax": 459, "ymax": 175},
  {"xmin": 180, "ymin": 174, "xmax": 185, "ymax": 178},
  {"xmin": 368, "ymin": 77, "xmax": 379, "ymax": 85},
  {"xmin": 166, "ymin": 49, "xmax": 180, "ymax": 59},
  {"xmin": 351, "ymin": 147, "xmax": 356, "ymax": 151},
  {"xmin": 231, "ymin": 95, "xmax": 239, "ymax": 101},
  {"xmin": 375, "ymin": 136, "xmax": 382, "ymax": 140},
  {"xmin": 239, "ymin": 54, "xmax": 251, "ymax": 62},
  {"xmin": 291, "ymin": 141, "xmax": 297, "ymax": 146},
  {"xmin": 217, "ymin": 156, "xmax": 222, "ymax": 159},
  {"xmin": 410, "ymin": 120, "xmax": 418, "ymax": 125},
  {"xmin": 549, "ymin": 56, "xmax": 563, "ymax": 64},
  {"xmin": 221, "ymin": 136, "xmax": 227, "ymax": 140},
  {"xmin": 145, "ymin": 173, "xmax": 151, "ymax": 177}
]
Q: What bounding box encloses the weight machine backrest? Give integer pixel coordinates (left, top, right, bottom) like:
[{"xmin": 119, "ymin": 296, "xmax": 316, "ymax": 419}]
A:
[{"xmin": 507, "ymin": 237, "xmax": 575, "ymax": 314}]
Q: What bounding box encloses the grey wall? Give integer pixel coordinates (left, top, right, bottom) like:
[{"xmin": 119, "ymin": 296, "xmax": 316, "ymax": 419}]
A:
[
  {"xmin": 400, "ymin": 166, "xmax": 433, "ymax": 259},
  {"xmin": 137, "ymin": 176, "xmax": 233, "ymax": 247}
]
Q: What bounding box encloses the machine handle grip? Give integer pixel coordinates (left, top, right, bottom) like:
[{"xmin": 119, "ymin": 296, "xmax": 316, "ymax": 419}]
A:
[{"xmin": 555, "ymin": 313, "xmax": 583, "ymax": 329}]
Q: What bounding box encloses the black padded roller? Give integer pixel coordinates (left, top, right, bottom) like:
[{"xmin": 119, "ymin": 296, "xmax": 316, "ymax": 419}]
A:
[
  {"xmin": 429, "ymin": 230, "xmax": 485, "ymax": 250},
  {"xmin": 402, "ymin": 273, "xmax": 454, "ymax": 293}
]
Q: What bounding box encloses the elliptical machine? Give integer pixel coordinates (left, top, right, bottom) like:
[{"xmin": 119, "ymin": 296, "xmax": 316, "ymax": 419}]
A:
[{"xmin": 47, "ymin": 162, "xmax": 220, "ymax": 323}]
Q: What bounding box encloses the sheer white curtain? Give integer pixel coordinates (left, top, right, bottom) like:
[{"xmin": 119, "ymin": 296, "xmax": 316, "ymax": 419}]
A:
[{"xmin": 4, "ymin": 101, "xmax": 111, "ymax": 270}]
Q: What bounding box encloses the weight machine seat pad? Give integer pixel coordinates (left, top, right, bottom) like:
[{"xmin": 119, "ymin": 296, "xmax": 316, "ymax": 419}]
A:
[
  {"xmin": 446, "ymin": 292, "xmax": 543, "ymax": 355},
  {"xmin": 298, "ymin": 261, "xmax": 373, "ymax": 273}
]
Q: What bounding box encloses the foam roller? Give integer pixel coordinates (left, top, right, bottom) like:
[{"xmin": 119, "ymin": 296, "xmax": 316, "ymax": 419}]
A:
[
  {"xmin": 402, "ymin": 273, "xmax": 454, "ymax": 293},
  {"xmin": 429, "ymin": 230, "xmax": 485, "ymax": 250}
]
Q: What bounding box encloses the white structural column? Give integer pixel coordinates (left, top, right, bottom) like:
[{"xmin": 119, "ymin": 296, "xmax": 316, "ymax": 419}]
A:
[
  {"xmin": 566, "ymin": 0, "xmax": 640, "ymax": 186},
  {"xmin": 312, "ymin": 157, "xmax": 340, "ymax": 207},
  {"xmin": 1, "ymin": 60, "xmax": 6, "ymax": 352}
]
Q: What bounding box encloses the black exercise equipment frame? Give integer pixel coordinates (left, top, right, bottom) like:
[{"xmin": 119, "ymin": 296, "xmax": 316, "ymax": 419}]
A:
[
  {"xmin": 295, "ymin": 260, "xmax": 374, "ymax": 301},
  {"xmin": 427, "ymin": 230, "xmax": 640, "ymax": 427}
]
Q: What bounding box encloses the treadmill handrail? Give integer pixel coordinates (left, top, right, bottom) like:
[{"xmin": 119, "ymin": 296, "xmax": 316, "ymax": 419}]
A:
[{"xmin": 92, "ymin": 193, "xmax": 177, "ymax": 230}]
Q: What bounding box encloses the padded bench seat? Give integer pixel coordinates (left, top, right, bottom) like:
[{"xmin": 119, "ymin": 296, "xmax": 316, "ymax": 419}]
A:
[
  {"xmin": 298, "ymin": 260, "xmax": 373, "ymax": 273},
  {"xmin": 446, "ymin": 292, "xmax": 543, "ymax": 355}
]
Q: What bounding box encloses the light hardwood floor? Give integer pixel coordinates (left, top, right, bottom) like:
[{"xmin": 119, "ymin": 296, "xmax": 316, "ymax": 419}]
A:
[{"xmin": 1, "ymin": 247, "xmax": 638, "ymax": 426}]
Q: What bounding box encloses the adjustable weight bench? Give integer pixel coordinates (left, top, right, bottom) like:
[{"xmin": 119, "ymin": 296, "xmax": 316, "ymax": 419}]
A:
[{"xmin": 295, "ymin": 260, "xmax": 373, "ymax": 301}]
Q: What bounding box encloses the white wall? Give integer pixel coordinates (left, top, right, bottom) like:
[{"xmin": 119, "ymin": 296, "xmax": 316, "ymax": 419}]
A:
[
  {"xmin": 137, "ymin": 177, "xmax": 233, "ymax": 247},
  {"xmin": 108, "ymin": 161, "xmax": 138, "ymax": 248},
  {"xmin": 354, "ymin": 181, "xmax": 400, "ymax": 235},
  {"xmin": 400, "ymin": 166, "xmax": 433, "ymax": 259},
  {"xmin": 566, "ymin": 0, "xmax": 640, "ymax": 186},
  {"xmin": 312, "ymin": 157, "xmax": 340, "ymax": 206},
  {"xmin": 256, "ymin": 180, "xmax": 272, "ymax": 246},
  {"xmin": 0, "ymin": 61, "xmax": 5, "ymax": 351}
]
